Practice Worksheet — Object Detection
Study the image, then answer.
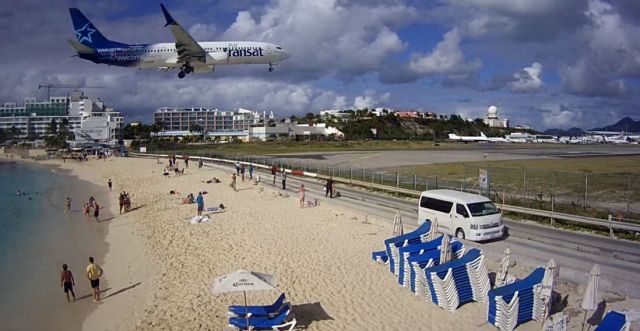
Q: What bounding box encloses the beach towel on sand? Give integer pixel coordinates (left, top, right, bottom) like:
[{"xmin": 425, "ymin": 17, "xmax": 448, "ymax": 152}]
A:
[
  {"xmin": 206, "ymin": 207, "xmax": 225, "ymax": 213},
  {"xmin": 190, "ymin": 216, "xmax": 210, "ymax": 224}
]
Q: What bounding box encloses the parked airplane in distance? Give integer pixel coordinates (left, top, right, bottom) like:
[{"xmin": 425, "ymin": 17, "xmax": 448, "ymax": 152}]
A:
[
  {"xmin": 448, "ymin": 132, "xmax": 490, "ymax": 143},
  {"xmin": 68, "ymin": 4, "xmax": 290, "ymax": 78}
]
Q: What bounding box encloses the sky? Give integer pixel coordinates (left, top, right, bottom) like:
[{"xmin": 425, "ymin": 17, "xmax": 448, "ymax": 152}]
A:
[{"xmin": 0, "ymin": 0, "xmax": 639, "ymax": 130}]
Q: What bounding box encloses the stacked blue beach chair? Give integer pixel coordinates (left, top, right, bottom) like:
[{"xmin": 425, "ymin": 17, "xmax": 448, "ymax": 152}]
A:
[
  {"xmin": 487, "ymin": 267, "xmax": 545, "ymax": 331},
  {"xmin": 408, "ymin": 240, "xmax": 465, "ymax": 295},
  {"xmin": 594, "ymin": 310, "xmax": 631, "ymax": 331},
  {"xmin": 422, "ymin": 248, "xmax": 491, "ymax": 312},
  {"xmin": 227, "ymin": 293, "xmax": 297, "ymax": 331},
  {"xmin": 371, "ymin": 221, "xmax": 432, "ymax": 275}
]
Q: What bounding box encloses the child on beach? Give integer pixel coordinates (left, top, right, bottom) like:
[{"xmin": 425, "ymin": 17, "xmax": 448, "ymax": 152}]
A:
[
  {"xmin": 83, "ymin": 203, "xmax": 90, "ymax": 217},
  {"xmin": 299, "ymin": 184, "xmax": 306, "ymax": 208},
  {"xmin": 196, "ymin": 192, "xmax": 204, "ymax": 216},
  {"xmin": 230, "ymin": 173, "xmax": 237, "ymax": 191},
  {"xmin": 60, "ymin": 264, "xmax": 76, "ymax": 302},
  {"xmin": 108, "ymin": 178, "xmax": 112, "ymax": 191}
]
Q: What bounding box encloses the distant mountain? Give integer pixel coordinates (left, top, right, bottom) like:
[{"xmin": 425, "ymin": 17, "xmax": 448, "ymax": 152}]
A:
[
  {"xmin": 543, "ymin": 127, "xmax": 584, "ymax": 137},
  {"xmin": 590, "ymin": 117, "xmax": 640, "ymax": 132}
]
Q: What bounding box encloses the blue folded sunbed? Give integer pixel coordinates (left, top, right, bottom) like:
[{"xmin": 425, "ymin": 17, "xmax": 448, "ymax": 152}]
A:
[
  {"xmin": 228, "ymin": 303, "xmax": 296, "ymax": 331},
  {"xmin": 228, "ymin": 293, "xmax": 286, "ymax": 317},
  {"xmin": 594, "ymin": 311, "xmax": 627, "ymax": 331}
]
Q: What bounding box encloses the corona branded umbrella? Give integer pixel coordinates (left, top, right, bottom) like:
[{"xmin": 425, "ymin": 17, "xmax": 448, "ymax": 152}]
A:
[
  {"xmin": 496, "ymin": 247, "xmax": 512, "ymax": 287},
  {"xmin": 212, "ymin": 269, "xmax": 277, "ymax": 330},
  {"xmin": 427, "ymin": 218, "xmax": 440, "ymax": 241},
  {"xmin": 392, "ymin": 211, "xmax": 404, "ymax": 236},
  {"xmin": 539, "ymin": 259, "xmax": 557, "ymax": 321},
  {"xmin": 439, "ymin": 234, "xmax": 452, "ymax": 264}
]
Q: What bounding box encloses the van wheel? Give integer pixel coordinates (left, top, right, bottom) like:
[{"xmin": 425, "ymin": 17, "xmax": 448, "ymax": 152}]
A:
[{"xmin": 456, "ymin": 229, "xmax": 465, "ymax": 240}]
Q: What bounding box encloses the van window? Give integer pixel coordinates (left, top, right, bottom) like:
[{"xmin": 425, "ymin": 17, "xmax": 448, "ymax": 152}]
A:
[
  {"xmin": 420, "ymin": 197, "xmax": 453, "ymax": 213},
  {"xmin": 467, "ymin": 201, "xmax": 500, "ymax": 217},
  {"xmin": 456, "ymin": 204, "xmax": 469, "ymax": 218}
]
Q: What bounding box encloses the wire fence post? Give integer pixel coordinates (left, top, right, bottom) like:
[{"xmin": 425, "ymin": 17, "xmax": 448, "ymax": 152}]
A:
[
  {"xmin": 584, "ymin": 172, "xmax": 589, "ymax": 209},
  {"xmin": 413, "ymin": 174, "xmax": 417, "ymax": 191},
  {"xmin": 463, "ymin": 164, "xmax": 467, "ymax": 190},
  {"xmin": 523, "ymin": 169, "xmax": 527, "ymax": 207},
  {"xmin": 551, "ymin": 171, "xmax": 555, "ymax": 226},
  {"xmin": 350, "ymin": 168, "xmax": 353, "ymax": 183},
  {"xmin": 396, "ymin": 173, "xmax": 400, "ymax": 188},
  {"xmin": 426, "ymin": 178, "xmax": 429, "ymax": 191},
  {"xmin": 380, "ymin": 171, "xmax": 383, "ymax": 185},
  {"xmin": 435, "ymin": 176, "xmax": 438, "ymax": 189},
  {"xmin": 627, "ymin": 175, "xmax": 632, "ymax": 215},
  {"xmin": 362, "ymin": 169, "xmax": 365, "ymax": 181}
]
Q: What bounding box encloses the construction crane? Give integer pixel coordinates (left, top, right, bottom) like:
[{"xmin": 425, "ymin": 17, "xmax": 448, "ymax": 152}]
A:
[{"xmin": 38, "ymin": 84, "xmax": 105, "ymax": 99}]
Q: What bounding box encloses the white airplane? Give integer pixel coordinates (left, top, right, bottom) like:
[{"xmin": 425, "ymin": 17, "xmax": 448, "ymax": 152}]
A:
[
  {"xmin": 448, "ymin": 132, "xmax": 490, "ymax": 143},
  {"xmin": 606, "ymin": 132, "xmax": 631, "ymax": 144},
  {"xmin": 68, "ymin": 4, "xmax": 290, "ymax": 78}
]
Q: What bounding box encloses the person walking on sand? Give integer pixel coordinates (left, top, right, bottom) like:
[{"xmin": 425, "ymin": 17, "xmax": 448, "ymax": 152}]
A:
[
  {"xmin": 86, "ymin": 257, "xmax": 103, "ymax": 302},
  {"xmin": 93, "ymin": 202, "xmax": 100, "ymax": 222},
  {"xmin": 240, "ymin": 164, "xmax": 246, "ymax": 182},
  {"xmin": 65, "ymin": 197, "xmax": 72, "ymax": 214},
  {"xmin": 198, "ymin": 158, "xmax": 203, "ymax": 169},
  {"xmin": 235, "ymin": 161, "xmax": 240, "ymax": 176},
  {"xmin": 196, "ymin": 192, "xmax": 204, "ymax": 216},
  {"xmin": 299, "ymin": 184, "xmax": 306, "ymax": 208},
  {"xmin": 88, "ymin": 196, "xmax": 95, "ymax": 208},
  {"xmin": 83, "ymin": 203, "xmax": 90, "ymax": 217},
  {"xmin": 107, "ymin": 178, "xmax": 112, "ymax": 191},
  {"xmin": 249, "ymin": 163, "xmax": 254, "ymax": 180},
  {"xmin": 184, "ymin": 155, "xmax": 189, "ymax": 168},
  {"xmin": 118, "ymin": 192, "xmax": 125, "ymax": 214},
  {"xmin": 60, "ymin": 264, "xmax": 76, "ymax": 302}
]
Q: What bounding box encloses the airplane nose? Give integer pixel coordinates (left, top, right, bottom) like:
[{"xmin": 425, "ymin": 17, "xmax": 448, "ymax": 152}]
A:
[{"xmin": 281, "ymin": 50, "xmax": 290, "ymax": 60}]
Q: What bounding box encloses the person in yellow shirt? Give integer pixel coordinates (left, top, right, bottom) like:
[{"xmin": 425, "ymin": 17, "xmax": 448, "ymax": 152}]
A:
[{"xmin": 86, "ymin": 256, "xmax": 103, "ymax": 302}]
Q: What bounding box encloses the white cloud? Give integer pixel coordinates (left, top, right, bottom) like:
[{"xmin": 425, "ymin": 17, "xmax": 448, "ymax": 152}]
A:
[
  {"xmin": 509, "ymin": 62, "xmax": 543, "ymax": 93},
  {"xmin": 541, "ymin": 104, "xmax": 582, "ymax": 128},
  {"xmin": 561, "ymin": 0, "xmax": 640, "ymax": 96},
  {"xmin": 221, "ymin": 0, "xmax": 414, "ymax": 78},
  {"xmin": 408, "ymin": 28, "xmax": 481, "ymax": 76},
  {"xmin": 353, "ymin": 90, "xmax": 390, "ymax": 109},
  {"xmin": 187, "ymin": 23, "xmax": 218, "ymax": 41}
]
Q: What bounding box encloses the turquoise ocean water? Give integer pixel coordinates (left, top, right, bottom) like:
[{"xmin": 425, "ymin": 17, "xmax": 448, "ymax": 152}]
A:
[{"xmin": 0, "ymin": 162, "xmax": 110, "ymax": 331}]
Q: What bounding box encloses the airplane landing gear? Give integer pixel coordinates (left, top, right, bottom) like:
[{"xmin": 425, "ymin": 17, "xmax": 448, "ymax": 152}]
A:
[
  {"xmin": 268, "ymin": 63, "xmax": 274, "ymax": 72},
  {"xmin": 184, "ymin": 65, "xmax": 193, "ymax": 74},
  {"xmin": 178, "ymin": 71, "xmax": 186, "ymax": 79}
]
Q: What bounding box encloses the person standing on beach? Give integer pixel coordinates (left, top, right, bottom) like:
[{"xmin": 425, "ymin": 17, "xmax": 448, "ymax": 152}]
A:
[
  {"xmin": 107, "ymin": 178, "xmax": 112, "ymax": 191},
  {"xmin": 326, "ymin": 177, "xmax": 334, "ymax": 198},
  {"xmin": 88, "ymin": 196, "xmax": 95, "ymax": 208},
  {"xmin": 249, "ymin": 163, "xmax": 254, "ymax": 180},
  {"xmin": 60, "ymin": 264, "xmax": 76, "ymax": 302},
  {"xmin": 230, "ymin": 173, "xmax": 237, "ymax": 192},
  {"xmin": 118, "ymin": 193, "xmax": 125, "ymax": 214},
  {"xmin": 196, "ymin": 192, "xmax": 204, "ymax": 216},
  {"xmin": 86, "ymin": 257, "xmax": 103, "ymax": 302},
  {"xmin": 94, "ymin": 202, "xmax": 100, "ymax": 222},
  {"xmin": 271, "ymin": 165, "xmax": 277, "ymax": 187},
  {"xmin": 240, "ymin": 164, "xmax": 245, "ymax": 182},
  {"xmin": 184, "ymin": 155, "xmax": 189, "ymax": 168},
  {"xmin": 198, "ymin": 158, "xmax": 203, "ymax": 169},
  {"xmin": 299, "ymin": 184, "xmax": 306, "ymax": 208},
  {"xmin": 83, "ymin": 203, "xmax": 90, "ymax": 217},
  {"xmin": 281, "ymin": 169, "xmax": 287, "ymax": 191},
  {"xmin": 65, "ymin": 197, "xmax": 72, "ymax": 214}
]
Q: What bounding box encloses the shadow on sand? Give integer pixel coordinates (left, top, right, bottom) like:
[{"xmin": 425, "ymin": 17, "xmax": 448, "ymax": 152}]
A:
[{"xmin": 292, "ymin": 302, "xmax": 333, "ymax": 329}]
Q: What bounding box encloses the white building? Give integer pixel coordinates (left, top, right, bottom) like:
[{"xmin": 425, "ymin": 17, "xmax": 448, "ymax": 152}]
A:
[
  {"xmin": 483, "ymin": 106, "xmax": 508, "ymax": 128},
  {"xmin": 249, "ymin": 123, "xmax": 343, "ymax": 141},
  {"xmin": 0, "ymin": 92, "xmax": 124, "ymax": 147},
  {"xmin": 154, "ymin": 107, "xmax": 264, "ymax": 133}
]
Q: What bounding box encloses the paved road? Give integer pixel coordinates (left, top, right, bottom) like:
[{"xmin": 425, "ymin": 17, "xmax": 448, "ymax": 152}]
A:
[{"xmin": 201, "ymin": 160, "xmax": 640, "ymax": 298}]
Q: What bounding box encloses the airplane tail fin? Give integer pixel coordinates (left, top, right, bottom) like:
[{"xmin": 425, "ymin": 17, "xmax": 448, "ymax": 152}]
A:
[
  {"xmin": 69, "ymin": 8, "xmax": 120, "ymax": 48},
  {"xmin": 480, "ymin": 132, "xmax": 486, "ymax": 138}
]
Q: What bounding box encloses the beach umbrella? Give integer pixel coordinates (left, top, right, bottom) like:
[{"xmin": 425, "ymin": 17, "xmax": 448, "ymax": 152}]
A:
[
  {"xmin": 581, "ymin": 264, "xmax": 600, "ymax": 331},
  {"xmin": 539, "ymin": 259, "xmax": 557, "ymax": 321},
  {"xmin": 392, "ymin": 211, "xmax": 404, "ymax": 236},
  {"xmin": 212, "ymin": 269, "xmax": 277, "ymax": 330},
  {"xmin": 439, "ymin": 234, "xmax": 452, "ymax": 264},
  {"xmin": 427, "ymin": 218, "xmax": 439, "ymax": 241},
  {"xmin": 496, "ymin": 247, "xmax": 512, "ymax": 287}
]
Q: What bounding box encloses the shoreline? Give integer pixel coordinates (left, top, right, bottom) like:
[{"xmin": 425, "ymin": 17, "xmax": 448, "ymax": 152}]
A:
[{"xmin": 0, "ymin": 154, "xmax": 157, "ymax": 331}]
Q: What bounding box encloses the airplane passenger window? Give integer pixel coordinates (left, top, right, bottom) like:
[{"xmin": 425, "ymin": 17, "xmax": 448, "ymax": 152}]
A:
[{"xmin": 276, "ymin": 47, "xmax": 282, "ymax": 50}]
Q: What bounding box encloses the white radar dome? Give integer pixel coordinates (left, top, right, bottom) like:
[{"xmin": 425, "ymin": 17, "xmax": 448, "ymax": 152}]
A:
[{"xmin": 488, "ymin": 106, "xmax": 498, "ymax": 115}]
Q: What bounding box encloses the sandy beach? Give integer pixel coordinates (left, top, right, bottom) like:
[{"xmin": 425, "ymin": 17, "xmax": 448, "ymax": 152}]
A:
[{"xmin": 9, "ymin": 154, "xmax": 639, "ymax": 331}]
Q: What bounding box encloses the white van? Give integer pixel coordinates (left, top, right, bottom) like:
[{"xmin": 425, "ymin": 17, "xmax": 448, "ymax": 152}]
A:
[{"xmin": 418, "ymin": 189, "xmax": 503, "ymax": 241}]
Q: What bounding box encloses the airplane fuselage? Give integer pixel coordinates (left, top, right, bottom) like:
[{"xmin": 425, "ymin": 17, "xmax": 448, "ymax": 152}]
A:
[{"xmin": 81, "ymin": 41, "xmax": 287, "ymax": 69}]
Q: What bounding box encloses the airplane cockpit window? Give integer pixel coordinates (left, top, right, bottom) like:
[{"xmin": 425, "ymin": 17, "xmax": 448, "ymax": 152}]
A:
[{"xmin": 276, "ymin": 46, "xmax": 282, "ymax": 50}]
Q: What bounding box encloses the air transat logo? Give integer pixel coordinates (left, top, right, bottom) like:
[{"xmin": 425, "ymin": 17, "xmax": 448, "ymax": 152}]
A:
[{"xmin": 75, "ymin": 23, "xmax": 96, "ymax": 44}]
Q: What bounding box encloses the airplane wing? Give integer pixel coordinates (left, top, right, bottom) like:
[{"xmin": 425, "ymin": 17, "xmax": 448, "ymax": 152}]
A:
[{"xmin": 160, "ymin": 4, "xmax": 206, "ymax": 65}]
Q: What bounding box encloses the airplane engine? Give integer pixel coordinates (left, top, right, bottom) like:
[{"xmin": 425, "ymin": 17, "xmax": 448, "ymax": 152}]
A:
[{"xmin": 206, "ymin": 52, "xmax": 228, "ymax": 64}]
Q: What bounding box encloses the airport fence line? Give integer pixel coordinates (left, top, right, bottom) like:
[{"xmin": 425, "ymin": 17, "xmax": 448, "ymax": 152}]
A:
[{"xmin": 134, "ymin": 150, "xmax": 640, "ymax": 237}]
